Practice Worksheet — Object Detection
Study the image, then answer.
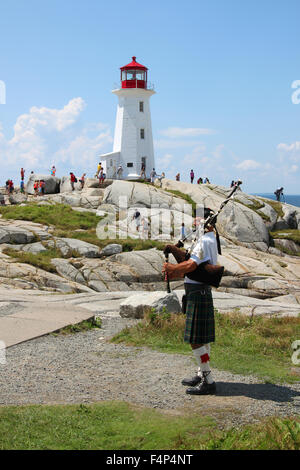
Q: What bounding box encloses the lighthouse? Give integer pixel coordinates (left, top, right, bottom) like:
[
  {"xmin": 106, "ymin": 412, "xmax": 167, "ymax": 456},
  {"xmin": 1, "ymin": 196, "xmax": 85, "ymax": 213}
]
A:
[{"xmin": 99, "ymin": 57, "xmax": 156, "ymax": 180}]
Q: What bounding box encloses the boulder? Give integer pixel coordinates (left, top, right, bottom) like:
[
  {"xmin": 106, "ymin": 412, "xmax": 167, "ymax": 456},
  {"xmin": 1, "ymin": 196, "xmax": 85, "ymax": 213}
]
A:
[
  {"xmin": 100, "ymin": 244, "xmax": 123, "ymax": 256},
  {"xmin": 9, "ymin": 193, "xmax": 28, "ymax": 205},
  {"xmin": 60, "ymin": 176, "xmax": 82, "ymax": 193},
  {"xmin": 46, "ymin": 238, "xmax": 101, "ymax": 258},
  {"xmin": 119, "ymin": 291, "xmax": 182, "ymax": 318},
  {"xmin": 26, "ymin": 174, "xmax": 60, "ymax": 195},
  {"xmin": 274, "ymin": 239, "xmax": 300, "ymax": 255}
]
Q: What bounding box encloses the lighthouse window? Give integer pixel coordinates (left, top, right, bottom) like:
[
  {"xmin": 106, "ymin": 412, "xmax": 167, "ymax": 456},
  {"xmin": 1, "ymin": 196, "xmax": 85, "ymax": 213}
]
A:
[
  {"xmin": 127, "ymin": 162, "xmax": 133, "ymax": 168},
  {"xmin": 140, "ymin": 129, "xmax": 145, "ymax": 139},
  {"xmin": 139, "ymin": 101, "xmax": 144, "ymax": 112}
]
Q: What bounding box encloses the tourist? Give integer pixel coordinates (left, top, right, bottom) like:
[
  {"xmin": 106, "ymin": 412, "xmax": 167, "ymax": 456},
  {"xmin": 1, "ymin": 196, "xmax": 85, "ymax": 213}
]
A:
[
  {"xmin": 175, "ymin": 173, "xmax": 180, "ymax": 181},
  {"xmin": 157, "ymin": 172, "xmax": 165, "ymax": 187},
  {"xmin": 70, "ymin": 172, "xmax": 77, "ymax": 191},
  {"xmin": 204, "ymin": 177, "xmax": 210, "ymax": 184},
  {"xmin": 51, "ymin": 166, "xmax": 56, "ymax": 176},
  {"xmin": 33, "ymin": 180, "xmax": 39, "ymax": 196},
  {"xmin": 96, "ymin": 162, "xmax": 102, "ymax": 177},
  {"xmin": 150, "ymin": 168, "xmax": 157, "ymax": 184},
  {"xmin": 79, "ymin": 173, "xmax": 86, "ymax": 189},
  {"xmin": 197, "ymin": 177, "xmax": 203, "ymax": 185},
  {"xmin": 274, "ymin": 187, "xmax": 284, "ymax": 202},
  {"xmin": 132, "ymin": 209, "xmax": 141, "ymax": 232},
  {"xmin": 140, "ymin": 162, "xmax": 146, "ymax": 180},
  {"xmin": 40, "ymin": 180, "xmax": 45, "ymax": 195},
  {"xmin": 117, "ymin": 165, "xmax": 123, "ymax": 180},
  {"xmin": 98, "ymin": 168, "xmax": 105, "ymax": 185},
  {"xmin": 20, "ymin": 168, "xmax": 25, "ymax": 181},
  {"xmin": 190, "ymin": 169, "xmax": 195, "ymax": 184},
  {"xmin": 8, "ymin": 180, "xmax": 14, "ymax": 194},
  {"xmin": 20, "ymin": 180, "xmax": 25, "ymax": 194}
]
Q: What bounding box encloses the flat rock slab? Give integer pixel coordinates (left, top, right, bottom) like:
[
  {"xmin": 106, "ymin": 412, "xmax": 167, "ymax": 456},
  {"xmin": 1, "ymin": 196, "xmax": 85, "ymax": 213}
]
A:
[{"xmin": 0, "ymin": 300, "xmax": 94, "ymax": 348}]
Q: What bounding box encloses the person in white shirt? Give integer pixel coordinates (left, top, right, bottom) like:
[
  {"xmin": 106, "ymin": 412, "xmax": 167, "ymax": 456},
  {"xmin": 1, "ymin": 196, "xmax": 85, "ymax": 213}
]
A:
[{"xmin": 162, "ymin": 212, "xmax": 218, "ymax": 395}]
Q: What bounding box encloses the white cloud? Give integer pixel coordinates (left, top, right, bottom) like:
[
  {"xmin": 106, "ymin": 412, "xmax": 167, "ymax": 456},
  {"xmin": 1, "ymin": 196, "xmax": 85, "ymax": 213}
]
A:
[
  {"xmin": 277, "ymin": 142, "xmax": 300, "ymax": 152},
  {"xmin": 154, "ymin": 139, "xmax": 206, "ymax": 149},
  {"xmin": 235, "ymin": 159, "xmax": 261, "ymax": 171},
  {"xmin": 160, "ymin": 127, "xmax": 215, "ymax": 138},
  {"xmin": 0, "ymin": 98, "xmax": 113, "ymax": 176}
]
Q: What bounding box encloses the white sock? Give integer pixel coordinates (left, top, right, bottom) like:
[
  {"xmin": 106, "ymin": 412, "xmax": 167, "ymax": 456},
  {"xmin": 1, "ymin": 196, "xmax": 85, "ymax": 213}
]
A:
[{"xmin": 193, "ymin": 345, "xmax": 214, "ymax": 384}]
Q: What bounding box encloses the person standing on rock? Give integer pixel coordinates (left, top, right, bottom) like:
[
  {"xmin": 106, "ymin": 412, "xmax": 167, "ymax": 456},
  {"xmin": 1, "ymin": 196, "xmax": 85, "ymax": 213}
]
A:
[
  {"xmin": 190, "ymin": 169, "xmax": 194, "ymax": 184},
  {"xmin": 70, "ymin": 172, "xmax": 77, "ymax": 191},
  {"xmin": 51, "ymin": 166, "xmax": 56, "ymax": 177},
  {"xmin": 132, "ymin": 209, "xmax": 141, "ymax": 233},
  {"xmin": 117, "ymin": 165, "xmax": 123, "ymax": 180},
  {"xmin": 162, "ymin": 211, "xmax": 218, "ymax": 396},
  {"xmin": 150, "ymin": 168, "xmax": 157, "ymax": 184},
  {"xmin": 140, "ymin": 162, "xmax": 146, "ymax": 180},
  {"xmin": 20, "ymin": 180, "xmax": 25, "ymax": 194},
  {"xmin": 20, "ymin": 168, "xmax": 25, "ymax": 181},
  {"xmin": 79, "ymin": 173, "xmax": 86, "ymax": 189},
  {"xmin": 274, "ymin": 187, "xmax": 284, "ymax": 202},
  {"xmin": 175, "ymin": 173, "xmax": 180, "ymax": 181}
]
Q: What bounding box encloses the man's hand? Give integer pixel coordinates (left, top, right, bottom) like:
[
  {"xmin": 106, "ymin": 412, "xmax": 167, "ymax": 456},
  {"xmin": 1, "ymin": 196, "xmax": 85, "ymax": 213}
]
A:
[{"xmin": 162, "ymin": 259, "xmax": 198, "ymax": 280}]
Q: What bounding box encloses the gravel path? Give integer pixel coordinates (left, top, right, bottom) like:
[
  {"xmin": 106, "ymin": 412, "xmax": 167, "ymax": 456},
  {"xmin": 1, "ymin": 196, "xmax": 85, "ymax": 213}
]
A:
[{"xmin": 1, "ymin": 312, "xmax": 300, "ymax": 429}]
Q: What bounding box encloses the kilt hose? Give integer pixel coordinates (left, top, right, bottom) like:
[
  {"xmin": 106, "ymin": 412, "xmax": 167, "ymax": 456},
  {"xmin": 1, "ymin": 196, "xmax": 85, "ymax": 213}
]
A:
[{"xmin": 184, "ymin": 283, "xmax": 215, "ymax": 344}]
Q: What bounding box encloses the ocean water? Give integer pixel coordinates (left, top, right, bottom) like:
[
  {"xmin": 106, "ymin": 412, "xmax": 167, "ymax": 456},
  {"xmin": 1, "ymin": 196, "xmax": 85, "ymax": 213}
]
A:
[{"xmin": 253, "ymin": 193, "xmax": 300, "ymax": 208}]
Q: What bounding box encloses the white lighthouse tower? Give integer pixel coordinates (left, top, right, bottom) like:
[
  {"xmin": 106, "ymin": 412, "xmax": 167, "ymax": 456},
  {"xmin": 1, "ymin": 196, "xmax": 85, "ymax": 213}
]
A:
[{"xmin": 99, "ymin": 56, "xmax": 156, "ymax": 180}]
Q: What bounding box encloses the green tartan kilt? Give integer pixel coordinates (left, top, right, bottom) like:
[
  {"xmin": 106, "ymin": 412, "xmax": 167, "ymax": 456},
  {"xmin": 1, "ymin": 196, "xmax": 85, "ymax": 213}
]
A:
[{"xmin": 184, "ymin": 283, "xmax": 215, "ymax": 344}]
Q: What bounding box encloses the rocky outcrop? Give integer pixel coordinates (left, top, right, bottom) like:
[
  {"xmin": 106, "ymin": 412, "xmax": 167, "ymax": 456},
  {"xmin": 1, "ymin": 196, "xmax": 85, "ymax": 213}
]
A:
[{"xmin": 26, "ymin": 174, "xmax": 60, "ymax": 195}]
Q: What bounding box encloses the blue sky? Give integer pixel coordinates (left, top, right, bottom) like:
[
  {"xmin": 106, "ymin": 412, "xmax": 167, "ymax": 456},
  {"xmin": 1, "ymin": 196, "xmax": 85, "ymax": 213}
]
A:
[{"xmin": 0, "ymin": 0, "xmax": 300, "ymax": 193}]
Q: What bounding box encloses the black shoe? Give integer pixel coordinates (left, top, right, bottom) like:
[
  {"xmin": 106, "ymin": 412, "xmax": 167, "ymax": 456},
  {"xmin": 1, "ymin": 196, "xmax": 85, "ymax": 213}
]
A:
[
  {"xmin": 181, "ymin": 375, "xmax": 202, "ymax": 387},
  {"xmin": 186, "ymin": 381, "xmax": 217, "ymax": 395}
]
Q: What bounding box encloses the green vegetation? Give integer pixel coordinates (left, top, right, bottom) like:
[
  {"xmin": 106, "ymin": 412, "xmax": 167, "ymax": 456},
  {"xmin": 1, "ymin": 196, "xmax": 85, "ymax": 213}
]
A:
[
  {"xmin": 165, "ymin": 189, "xmax": 197, "ymax": 216},
  {"xmin": 3, "ymin": 248, "xmax": 61, "ymax": 273},
  {"xmin": 0, "ymin": 203, "xmax": 100, "ymax": 231},
  {"xmin": 0, "ymin": 402, "xmax": 299, "ymax": 450},
  {"xmin": 51, "ymin": 317, "xmax": 102, "ymax": 336},
  {"xmin": 111, "ymin": 310, "xmax": 300, "ymax": 384},
  {"xmin": 236, "ymin": 198, "xmax": 271, "ymax": 222},
  {"xmin": 270, "ymin": 229, "xmax": 300, "ymax": 245},
  {"xmin": 258, "ymin": 198, "xmax": 284, "ymax": 218}
]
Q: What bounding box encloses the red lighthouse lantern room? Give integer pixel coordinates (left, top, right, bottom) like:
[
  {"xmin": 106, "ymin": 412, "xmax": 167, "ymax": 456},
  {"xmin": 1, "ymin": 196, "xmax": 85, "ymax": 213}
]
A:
[{"xmin": 120, "ymin": 56, "xmax": 148, "ymax": 89}]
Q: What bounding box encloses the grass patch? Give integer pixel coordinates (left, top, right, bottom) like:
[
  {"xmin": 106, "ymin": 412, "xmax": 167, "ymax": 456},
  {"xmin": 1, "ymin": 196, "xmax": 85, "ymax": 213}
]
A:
[
  {"xmin": 164, "ymin": 189, "xmax": 197, "ymax": 216},
  {"xmin": 236, "ymin": 198, "xmax": 271, "ymax": 222},
  {"xmin": 258, "ymin": 198, "xmax": 284, "ymax": 218},
  {"xmin": 111, "ymin": 310, "xmax": 300, "ymax": 384},
  {"xmin": 3, "ymin": 248, "xmax": 61, "ymax": 273},
  {"xmin": 53, "ymin": 229, "xmax": 166, "ymax": 252},
  {"xmin": 51, "ymin": 317, "xmax": 102, "ymax": 336},
  {"xmin": 270, "ymin": 229, "xmax": 300, "ymax": 245},
  {"xmin": 0, "ymin": 203, "xmax": 100, "ymax": 231},
  {"xmin": 0, "ymin": 402, "xmax": 299, "ymax": 450}
]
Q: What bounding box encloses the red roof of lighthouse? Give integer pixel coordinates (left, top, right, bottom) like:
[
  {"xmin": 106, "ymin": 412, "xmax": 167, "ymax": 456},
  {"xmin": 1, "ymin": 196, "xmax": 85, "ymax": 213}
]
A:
[{"xmin": 120, "ymin": 56, "xmax": 148, "ymax": 71}]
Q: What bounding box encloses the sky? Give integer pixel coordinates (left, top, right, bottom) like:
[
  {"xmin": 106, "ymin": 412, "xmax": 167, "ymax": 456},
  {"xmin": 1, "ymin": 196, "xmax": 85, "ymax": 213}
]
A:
[{"xmin": 0, "ymin": 0, "xmax": 300, "ymax": 194}]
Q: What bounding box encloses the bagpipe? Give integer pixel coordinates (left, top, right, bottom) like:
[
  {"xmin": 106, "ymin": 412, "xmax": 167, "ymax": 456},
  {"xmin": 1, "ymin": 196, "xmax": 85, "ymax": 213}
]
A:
[{"xmin": 163, "ymin": 180, "xmax": 242, "ymax": 292}]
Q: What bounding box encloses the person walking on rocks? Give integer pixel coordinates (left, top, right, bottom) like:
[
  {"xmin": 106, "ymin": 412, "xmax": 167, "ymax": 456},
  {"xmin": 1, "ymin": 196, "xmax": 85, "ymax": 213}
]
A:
[
  {"xmin": 20, "ymin": 168, "xmax": 25, "ymax": 181},
  {"xmin": 190, "ymin": 169, "xmax": 194, "ymax": 184},
  {"xmin": 79, "ymin": 173, "xmax": 86, "ymax": 189},
  {"xmin": 96, "ymin": 162, "xmax": 102, "ymax": 177},
  {"xmin": 98, "ymin": 168, "xmax": 105, "ymax": 186},
  {"xmin": 140, "ymin": 162, "xmax": 146, "ymax": 180},
  {"xmin": 51, "ymin": 166, "xmax": 56, "ymax": 176},
  {"xmin": 132, "ymin": 209, "xmax": 141, "ymax": 232},
  {"xmin": 162, "ymin": 209, "xmax": 218, "ymax": 395},
  {"xmin": 70, "ymin": 172, "xmax": 77, "ymax": 191},
  {"xmin": 274, "ymin": 187, "xmax": 284, "ymax": 202}
]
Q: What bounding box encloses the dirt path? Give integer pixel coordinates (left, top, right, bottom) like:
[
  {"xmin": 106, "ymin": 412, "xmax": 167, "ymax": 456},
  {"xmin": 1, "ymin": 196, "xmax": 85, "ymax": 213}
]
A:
[{"xmin": 0, "ymin": 314, "xmax": 299, "ymax": 429}]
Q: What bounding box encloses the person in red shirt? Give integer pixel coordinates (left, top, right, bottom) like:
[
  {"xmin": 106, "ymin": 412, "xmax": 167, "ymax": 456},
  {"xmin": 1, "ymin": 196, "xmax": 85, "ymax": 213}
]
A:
[
  {"xmin": 70, "ymin": 172, "xmax": 76, "ymax": 191},
  {"xmin": 20, "ymin": 168, "xmax": 25, "ymax": 180}
]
